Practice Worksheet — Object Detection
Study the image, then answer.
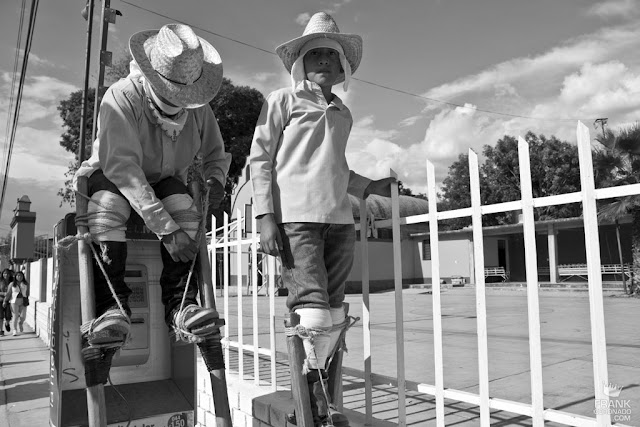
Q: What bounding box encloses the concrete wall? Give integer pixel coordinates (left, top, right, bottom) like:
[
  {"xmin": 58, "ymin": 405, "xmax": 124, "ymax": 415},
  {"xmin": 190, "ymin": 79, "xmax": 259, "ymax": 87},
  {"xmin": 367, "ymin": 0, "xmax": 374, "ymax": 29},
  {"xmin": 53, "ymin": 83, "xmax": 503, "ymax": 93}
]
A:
[
  {"xmin": 196, "ymin": 360, "xmax": 367, "ymax": 427},
  {"xmin": 415, "ymin": 236, "xmax": 473, "ymax": 283},
  {"xmin": 222, "ymin": 237, "xmax": 422, "ymax": 292},
  {"xmin": 23, "ymin": 256, "xmax": 55, "ymax": 344}
]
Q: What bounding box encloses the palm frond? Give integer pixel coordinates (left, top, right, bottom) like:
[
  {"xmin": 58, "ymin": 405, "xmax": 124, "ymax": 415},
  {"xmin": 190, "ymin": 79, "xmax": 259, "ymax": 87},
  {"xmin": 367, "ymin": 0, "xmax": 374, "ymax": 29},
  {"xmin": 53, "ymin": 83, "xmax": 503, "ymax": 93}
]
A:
[
  {"xmin": 598, "ymin": 195, "xmax": 640, "ymax": 221},
  {"xmin": 614, "ymin": 123, "xmax": 640, "ymax": 154}
]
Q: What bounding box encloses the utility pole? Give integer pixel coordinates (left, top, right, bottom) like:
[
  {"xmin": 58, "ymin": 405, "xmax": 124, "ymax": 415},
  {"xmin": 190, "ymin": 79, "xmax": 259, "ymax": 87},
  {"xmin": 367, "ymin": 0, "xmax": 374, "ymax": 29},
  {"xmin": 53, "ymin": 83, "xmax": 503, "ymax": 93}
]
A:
[
  {"xmin": 594, "ymin": 118, "xmax": 608, "ymax": 138},
  {"xmin": 91, "ymin": 1, "xmax": 122, "ymax": 142},
  {"xmin": 78, "ymin": 0, "xmax": 95, "ymax": 165}
]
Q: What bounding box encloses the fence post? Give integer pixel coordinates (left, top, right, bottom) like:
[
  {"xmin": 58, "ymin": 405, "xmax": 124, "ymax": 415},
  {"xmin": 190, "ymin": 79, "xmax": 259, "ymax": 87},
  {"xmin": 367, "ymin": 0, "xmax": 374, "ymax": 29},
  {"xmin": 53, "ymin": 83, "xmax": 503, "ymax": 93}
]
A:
[
  {"xmin": 390, "ymin": 168, "xmax": 407, "ymax": 426},
  {"xmin": 468, "ymin": 149, "xmax": 491, "ymax": 426},
  {"xmin": 576, "ymin": 121, "xmax": 610, "ymax": 426},
  {"xmin": 359, "ymin": 200, "xmax": 373, "ymax": 425},
  {"xmin": 517, "ymin": 136, "xmax": 544, "ymax": 426},
  {"xmin": 427, "ymin": 160, "xmax": 445, "ymax": 426}
]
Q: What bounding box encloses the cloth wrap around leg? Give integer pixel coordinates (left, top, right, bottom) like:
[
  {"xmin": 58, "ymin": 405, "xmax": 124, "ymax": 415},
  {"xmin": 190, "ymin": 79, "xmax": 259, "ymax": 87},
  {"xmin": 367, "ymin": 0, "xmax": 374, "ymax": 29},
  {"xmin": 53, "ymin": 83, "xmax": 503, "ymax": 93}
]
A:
[{"xmin": 296, "ymin": 307, "xmax": 332, "ymax": 373}]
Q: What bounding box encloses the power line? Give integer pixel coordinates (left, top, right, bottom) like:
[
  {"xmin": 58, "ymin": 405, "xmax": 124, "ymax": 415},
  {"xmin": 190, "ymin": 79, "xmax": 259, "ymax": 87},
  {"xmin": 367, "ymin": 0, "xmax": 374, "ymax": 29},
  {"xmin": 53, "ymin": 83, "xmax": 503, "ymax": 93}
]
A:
[
  {"xmin": 0, "ymin": 0, "xmax": 40, "ymax": 222},
  {"xmin": 3, "ymin": 0, "xmax": 27, "ymax": 180},
  {"xmin": 120, "ymin": 0, "xmax": 595, "ymax": 123},
  {"xmin": 119, "ymin": 0, "xmax": 274, "ymax": 55}
]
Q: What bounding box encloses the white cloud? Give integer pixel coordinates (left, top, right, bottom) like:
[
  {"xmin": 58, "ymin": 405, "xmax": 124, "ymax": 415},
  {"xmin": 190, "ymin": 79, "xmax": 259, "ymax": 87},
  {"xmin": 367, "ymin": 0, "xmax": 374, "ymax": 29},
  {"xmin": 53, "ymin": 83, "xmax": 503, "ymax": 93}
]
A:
[
  {"xmin": 13, "ymin": 98, "xmax": 58, "ymax": 123},
  {"xmin": 21, "ymin": 75, "xmax": 78, "ymax": 102},
  {"xmin": 346, "ymin": 115, "xmax": 431, "ymax": 192},
  {"xmin": 0, "ymin": 176, "xmax": 73, "ymax": 236},
  {"xmin": 297, "ymin": 1, "xmax": 352, "ymax": 25},
  {"xmin": 587, "ymin": 0, "xmax": 638, "ymax": 18},
  {"xmin": 529, "ymin": 61, "xmax": 640, "ymax": 132},
  {"xmin": 399, "ymin": 115, "xmax": 422, "ymax": 127},
  {"xmin": 11, "ymin": 126, "xmax": 74, "ymax": 181},
  {"xmin": 422, "ymin": 23, "xmax": 640, "ymax": 110},
  {"xmin": 0, "ymin": 70, "xmax": 76, "ymax": 234},
  {"xmin": 296, "ymin": 13, "xmax": 311, "ymax": 26},
  {"xmin": 226, "ymin": 66, "xmax": 290, "ymax": 96},
  {"xmin": 24, "ymin": 52, "xmax": 58, "ymax": 69}
]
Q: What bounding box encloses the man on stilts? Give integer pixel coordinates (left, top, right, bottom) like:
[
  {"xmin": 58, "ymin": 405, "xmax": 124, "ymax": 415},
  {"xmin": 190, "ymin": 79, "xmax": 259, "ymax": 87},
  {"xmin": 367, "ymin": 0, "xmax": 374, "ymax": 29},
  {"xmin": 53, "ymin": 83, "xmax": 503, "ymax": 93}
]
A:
[{"xmin": 74, "ymin": 23, "xmax": 230, "ymax": 351}]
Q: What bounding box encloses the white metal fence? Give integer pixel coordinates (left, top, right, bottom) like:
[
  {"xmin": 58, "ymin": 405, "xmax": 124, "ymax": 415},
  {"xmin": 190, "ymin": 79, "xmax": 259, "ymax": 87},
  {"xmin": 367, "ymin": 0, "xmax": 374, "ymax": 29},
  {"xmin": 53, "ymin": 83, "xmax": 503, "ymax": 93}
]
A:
[{"xmin": 209, "ymin": 122, "xmax": 634, "ymax": 426}]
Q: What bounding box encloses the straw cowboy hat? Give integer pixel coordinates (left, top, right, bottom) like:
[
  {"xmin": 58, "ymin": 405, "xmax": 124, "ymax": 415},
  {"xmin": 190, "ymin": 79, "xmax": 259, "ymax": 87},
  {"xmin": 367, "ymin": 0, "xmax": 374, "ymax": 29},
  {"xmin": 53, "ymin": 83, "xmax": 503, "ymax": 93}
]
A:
[
  {"xmin": 276, "ymin": 12, "xmax": 362, "ymax": 81},
  {"xmin": 130, "ymin": 23, "xmax": 223, "ymax": 109}
]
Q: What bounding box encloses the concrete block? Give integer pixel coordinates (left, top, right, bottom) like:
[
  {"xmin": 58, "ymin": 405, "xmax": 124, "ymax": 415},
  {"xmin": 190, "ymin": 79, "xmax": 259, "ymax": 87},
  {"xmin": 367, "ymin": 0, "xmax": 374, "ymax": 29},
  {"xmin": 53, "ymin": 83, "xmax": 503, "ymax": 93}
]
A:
[
  {"xmin": 205, "ymin": 411, "xmax": 217, "ymax": 427},
  {"xmin": 239, "ymin": 391, "xmax": 254, "ymax": 414},
  {"xmin": 250, "ymin": 418, "xmax": 268, "ymax": 427},
  {"xmin": 232, "ymin": 408, "xmax": 248, "ymax": 427},
  {"xmin": 252, "ymin": 395, "xmax": 271, "ymax": 423},
  {"xmin": 269, "ymin": 399, "xmax": 292, "ymax": 427},
  {"xmin": 198, "ymin": 392, "xmax": 209, "ymax": 411},
  {"xmin": 197, "ymin": 407, "xmax": 205, "ymax": 424}
]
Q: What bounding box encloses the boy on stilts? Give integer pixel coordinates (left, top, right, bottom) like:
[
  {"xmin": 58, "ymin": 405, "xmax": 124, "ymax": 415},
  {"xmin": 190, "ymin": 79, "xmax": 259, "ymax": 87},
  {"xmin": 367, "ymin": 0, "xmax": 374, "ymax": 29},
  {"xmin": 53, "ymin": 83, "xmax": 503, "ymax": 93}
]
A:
[{"xmin": 249, "ymin": 12, "xmax": 395, "ymax": 426}]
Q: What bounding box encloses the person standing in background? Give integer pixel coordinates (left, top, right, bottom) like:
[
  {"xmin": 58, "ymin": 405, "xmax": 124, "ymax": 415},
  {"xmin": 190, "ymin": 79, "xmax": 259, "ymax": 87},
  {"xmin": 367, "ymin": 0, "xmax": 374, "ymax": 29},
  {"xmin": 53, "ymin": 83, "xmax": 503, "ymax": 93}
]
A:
[
  {"xmin": 0, "ymin": 269, "xmax": 14, "ymax": 336},
  {"xmin": 4, "ymin": 270, "xmax": 28, "ymax": 336}
]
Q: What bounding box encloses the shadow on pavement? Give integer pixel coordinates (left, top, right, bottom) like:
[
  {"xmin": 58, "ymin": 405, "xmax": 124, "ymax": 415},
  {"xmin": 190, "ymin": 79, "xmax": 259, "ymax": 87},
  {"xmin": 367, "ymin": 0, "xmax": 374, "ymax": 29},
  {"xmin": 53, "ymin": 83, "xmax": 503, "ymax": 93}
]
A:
[
  {"xmin": 0, "ymin": 359, "xmax": 47, "ymax": 367},
  {"xmin": 4, "ymin": 380, "xmax": 49, "ymax": 404},
  {"xmin": 3, "ymin": 373, "xmax": 50, "ymax": 387}
]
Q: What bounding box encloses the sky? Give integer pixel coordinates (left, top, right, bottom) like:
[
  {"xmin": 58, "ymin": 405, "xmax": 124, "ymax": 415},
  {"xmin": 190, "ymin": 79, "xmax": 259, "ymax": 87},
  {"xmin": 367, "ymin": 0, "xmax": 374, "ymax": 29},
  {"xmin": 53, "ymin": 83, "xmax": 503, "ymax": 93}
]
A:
[{"xmin": 1, "ymin": 0, "xmax": 640, "ymax": 237}]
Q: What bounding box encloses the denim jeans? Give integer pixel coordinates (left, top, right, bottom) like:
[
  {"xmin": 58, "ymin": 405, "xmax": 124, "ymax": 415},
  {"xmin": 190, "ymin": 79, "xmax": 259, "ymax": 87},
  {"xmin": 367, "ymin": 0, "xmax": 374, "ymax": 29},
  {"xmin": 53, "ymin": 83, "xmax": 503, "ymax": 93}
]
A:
[
  {"xmin": 278, "ymin": 223, "xmax": 356, "ymax": 311},
  {"xmin": 87, "ymin": 170, "xmax": 199, "ymax": 323}
]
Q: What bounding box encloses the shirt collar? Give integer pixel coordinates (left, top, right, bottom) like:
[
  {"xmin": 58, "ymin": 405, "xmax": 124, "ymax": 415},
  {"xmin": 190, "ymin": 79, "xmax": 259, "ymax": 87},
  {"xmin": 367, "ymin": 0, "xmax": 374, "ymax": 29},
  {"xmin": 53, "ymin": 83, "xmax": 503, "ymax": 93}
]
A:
[{"xmin": 295, "ymin": 80, "xmax": 346, "ymax": 110}]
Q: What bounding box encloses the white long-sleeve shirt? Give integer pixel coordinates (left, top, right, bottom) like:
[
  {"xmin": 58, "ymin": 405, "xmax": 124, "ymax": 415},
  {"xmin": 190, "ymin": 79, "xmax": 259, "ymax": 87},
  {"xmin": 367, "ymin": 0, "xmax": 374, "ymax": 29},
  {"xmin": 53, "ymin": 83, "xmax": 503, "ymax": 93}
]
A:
[
  {"xmin": 249, "ymin": 81, "xmax": 370, "ymax": 224},
  {"xmin": 75, "ymin": 63, "xmax": 231, "ymax": 237}
]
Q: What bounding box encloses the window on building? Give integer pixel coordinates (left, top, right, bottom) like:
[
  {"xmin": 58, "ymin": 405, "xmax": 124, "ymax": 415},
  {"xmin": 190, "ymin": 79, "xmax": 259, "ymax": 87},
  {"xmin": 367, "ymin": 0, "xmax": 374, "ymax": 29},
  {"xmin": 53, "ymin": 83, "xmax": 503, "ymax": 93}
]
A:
[{"xmin": 422, "ymin": 241, "xmax": 431, "ymax": 261}]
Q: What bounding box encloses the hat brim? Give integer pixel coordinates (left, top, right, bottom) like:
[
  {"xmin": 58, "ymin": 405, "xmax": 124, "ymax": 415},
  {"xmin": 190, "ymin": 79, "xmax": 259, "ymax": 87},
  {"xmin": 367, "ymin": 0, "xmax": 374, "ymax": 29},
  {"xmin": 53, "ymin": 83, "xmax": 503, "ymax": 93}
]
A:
[
  {"xmin": 129, "ymin": 29, "xmax": 223, "ymax": 109},
  {"xmin": 276, "ymin": 32, "xmax": 362, "ymax": 84}
]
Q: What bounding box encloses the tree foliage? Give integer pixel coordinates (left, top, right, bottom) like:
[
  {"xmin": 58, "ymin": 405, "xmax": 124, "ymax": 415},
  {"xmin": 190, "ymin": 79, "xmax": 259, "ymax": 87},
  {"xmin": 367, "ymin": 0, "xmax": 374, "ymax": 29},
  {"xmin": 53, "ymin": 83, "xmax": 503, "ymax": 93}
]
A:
[
  {"xmin": 593, "ymin": 123, "xmax": 640, "ymax": 295},
  {"xmin": 57, "ymin": 89, "xmax": 96, "ymax": 205},
  {"xmin": 208, "ymin": 78, "xmax": 265, "ymax": 215},
  {"xmin": 398, "ymin": 181, "xmax": 426, "ymax": 199},
  {"xmin": 438, "ymin": 132, "xmax": 583, "ymax": 230}
]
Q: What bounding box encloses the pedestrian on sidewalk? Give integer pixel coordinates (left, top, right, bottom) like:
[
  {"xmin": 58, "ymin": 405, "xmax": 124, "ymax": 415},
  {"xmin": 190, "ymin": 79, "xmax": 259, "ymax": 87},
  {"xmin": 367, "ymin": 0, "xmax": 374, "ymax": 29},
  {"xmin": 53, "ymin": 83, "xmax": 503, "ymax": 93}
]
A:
[
  {"xmin": 3, "ymin": 270, "xmax": 28, "ymax": 336},
  {"xmin": 0, "ymin": 269, "xmax": 14, "ymax": 335}
]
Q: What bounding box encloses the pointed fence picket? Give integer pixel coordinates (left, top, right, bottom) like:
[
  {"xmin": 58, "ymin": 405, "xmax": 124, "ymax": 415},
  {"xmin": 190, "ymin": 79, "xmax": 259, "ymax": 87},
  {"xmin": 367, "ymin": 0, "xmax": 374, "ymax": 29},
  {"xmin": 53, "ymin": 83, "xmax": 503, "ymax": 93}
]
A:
[{"xmin": 208, "ymin": 122, "xmax": 631, "ymax": 426}]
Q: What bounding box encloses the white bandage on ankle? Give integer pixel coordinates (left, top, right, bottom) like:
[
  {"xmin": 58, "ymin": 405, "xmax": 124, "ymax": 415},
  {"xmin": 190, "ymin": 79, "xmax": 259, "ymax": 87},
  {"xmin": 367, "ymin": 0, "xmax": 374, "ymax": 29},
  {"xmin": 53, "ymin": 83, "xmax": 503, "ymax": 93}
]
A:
[
  {"xmin": 328, "ymin": 305, "xmax": 346, "ymax": 363},
  {"xmin": 88, "ymin": 190, "xmax": 130, "ymax": 242},
  {"xmin": 162, "ymin": 194, "xmax": 200, "ymax": 240},
  {"xmin": 296, "ymin": 307, "xmax": 332, "ymax": 370}
]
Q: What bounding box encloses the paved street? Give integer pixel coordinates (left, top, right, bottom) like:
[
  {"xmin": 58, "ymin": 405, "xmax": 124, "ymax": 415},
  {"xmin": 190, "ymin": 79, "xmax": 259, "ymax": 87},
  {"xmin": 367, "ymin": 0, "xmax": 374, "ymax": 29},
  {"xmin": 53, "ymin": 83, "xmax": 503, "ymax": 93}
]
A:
[
  {"xmin": 221, "ymin": 287, "xmax": 640, "ymax": 425},
  {"xmin": 1, "ymin": 287, "xmax": 638, "ymax": 426},
  {"xmin": 0, "ymin": 327, "xmax": 49, "ymax": 427}
]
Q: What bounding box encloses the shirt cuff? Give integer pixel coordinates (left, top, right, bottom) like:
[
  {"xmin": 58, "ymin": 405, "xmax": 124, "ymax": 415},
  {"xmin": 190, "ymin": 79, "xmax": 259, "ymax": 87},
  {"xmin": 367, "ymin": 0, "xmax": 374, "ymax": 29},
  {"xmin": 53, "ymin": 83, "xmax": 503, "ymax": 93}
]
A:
[
  {"xmin": 142, "ymin": 208, "xmax": 181, "ymax": 239},
  {"xmin": 348, "ymin": 172, "xmax": 372, "ymax": 200}
]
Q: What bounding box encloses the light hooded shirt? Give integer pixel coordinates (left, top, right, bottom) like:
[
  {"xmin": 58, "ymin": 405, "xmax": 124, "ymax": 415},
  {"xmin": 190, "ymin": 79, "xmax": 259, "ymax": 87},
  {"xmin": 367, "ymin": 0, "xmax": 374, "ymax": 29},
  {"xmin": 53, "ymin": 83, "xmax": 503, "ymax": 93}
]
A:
[
  {"xmin": 75, "ymin": 62, "xmax": 231, "ymax": 237},
  {"xmin": 5, "ymin": 282, "xmax": 28, "ymax": 304},
  {"xmin": 249, "ymin": 80, "xmax": 371, "ymax": 224}
]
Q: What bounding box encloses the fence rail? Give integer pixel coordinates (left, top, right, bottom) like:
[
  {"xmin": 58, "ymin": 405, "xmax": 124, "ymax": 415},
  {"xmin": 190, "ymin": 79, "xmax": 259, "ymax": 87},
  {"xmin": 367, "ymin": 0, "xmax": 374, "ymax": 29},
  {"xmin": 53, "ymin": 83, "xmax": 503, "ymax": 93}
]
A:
[{"xmin": 210, "ymin": 122, "xmax": 632, "ymax": 426}]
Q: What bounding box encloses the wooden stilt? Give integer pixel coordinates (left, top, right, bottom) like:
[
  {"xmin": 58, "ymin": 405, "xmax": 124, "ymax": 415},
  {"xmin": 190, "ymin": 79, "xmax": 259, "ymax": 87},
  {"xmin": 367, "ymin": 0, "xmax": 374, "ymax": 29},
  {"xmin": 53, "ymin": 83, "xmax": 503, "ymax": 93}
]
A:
[
  {"xmin": 327, "ymin": 303, "xmax": 349, "ymax": 411},
  {"xmin": 193, "ymin": 180, "xmax": 232, "ymax": 427},
  {"xmin": 285, "ymin": 312, "xmax": 314, "ymax": 427},
  {"xmin": 76, "ymin": 176, "xmax": 108, "ymax": 427}
]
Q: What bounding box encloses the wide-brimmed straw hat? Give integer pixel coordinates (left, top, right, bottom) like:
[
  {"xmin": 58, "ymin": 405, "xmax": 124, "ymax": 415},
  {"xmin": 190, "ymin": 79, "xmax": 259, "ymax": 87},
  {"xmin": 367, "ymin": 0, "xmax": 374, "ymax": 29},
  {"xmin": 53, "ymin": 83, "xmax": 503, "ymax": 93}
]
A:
[
  {"xmin": 276, "ymin": 12, "xmax": 362, "ymax": 81},
  {"xmin": 130, "ymin": 23, "xmax": 223, "ymax": 109}
]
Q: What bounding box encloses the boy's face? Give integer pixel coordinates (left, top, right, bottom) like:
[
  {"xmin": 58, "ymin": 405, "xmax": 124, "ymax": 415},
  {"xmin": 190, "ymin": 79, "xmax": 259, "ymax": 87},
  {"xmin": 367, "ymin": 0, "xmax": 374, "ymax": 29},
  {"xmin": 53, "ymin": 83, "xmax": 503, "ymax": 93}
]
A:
[{"xmin": 303, "ymin": 48, "xmax": 342, "ymax": 88}]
